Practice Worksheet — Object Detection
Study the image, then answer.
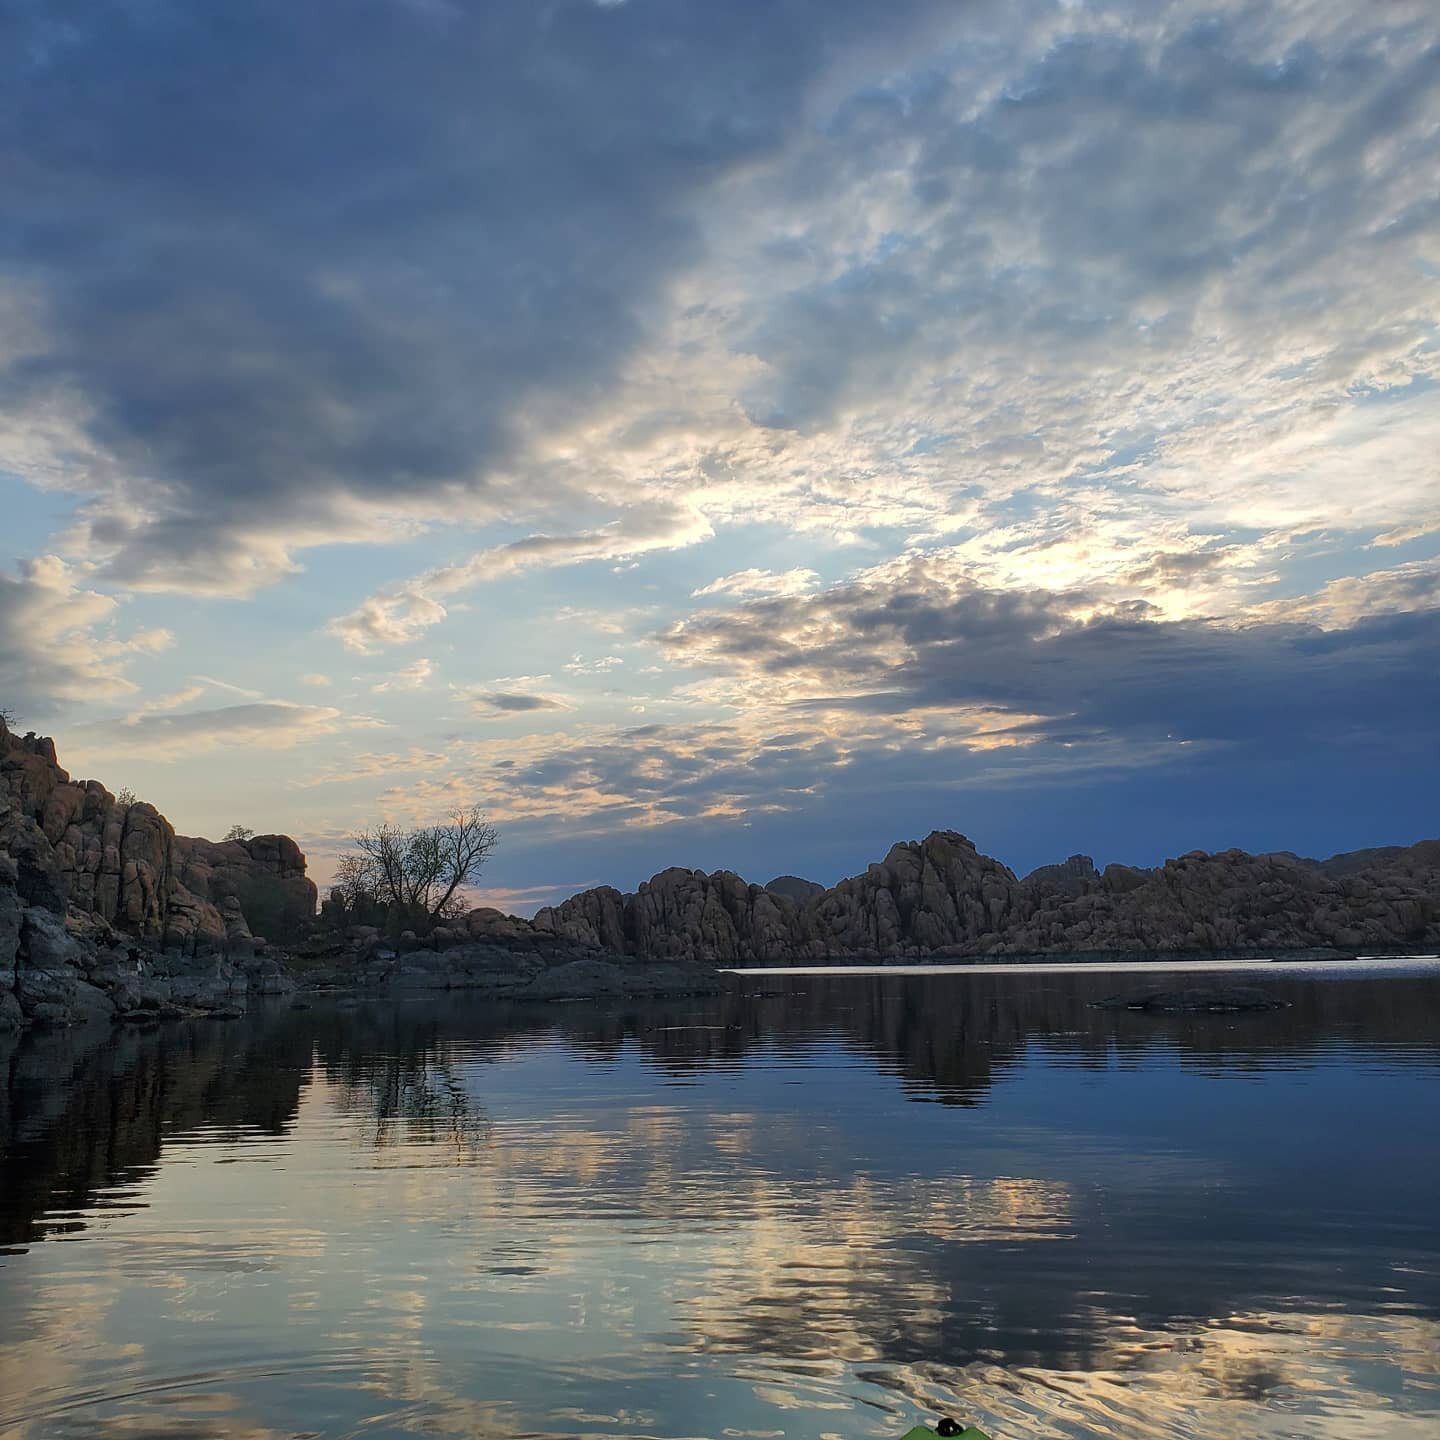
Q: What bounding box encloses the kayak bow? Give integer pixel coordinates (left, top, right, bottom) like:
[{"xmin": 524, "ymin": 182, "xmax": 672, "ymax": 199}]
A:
[{"xmin": 900, "ymin": 1421, "xmax": 990, "ymax": 1440}]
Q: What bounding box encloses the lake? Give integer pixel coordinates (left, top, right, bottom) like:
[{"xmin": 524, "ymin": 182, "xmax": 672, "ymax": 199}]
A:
[{"xmin": 2, "ymin": 961, "xmax": 1438, "ymax": 1440}]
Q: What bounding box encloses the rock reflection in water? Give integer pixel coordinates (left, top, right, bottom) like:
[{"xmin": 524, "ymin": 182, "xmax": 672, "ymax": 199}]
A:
[{"xmin": 0, "ymin": 964, "xmax": 1437, "ymax": 1440}]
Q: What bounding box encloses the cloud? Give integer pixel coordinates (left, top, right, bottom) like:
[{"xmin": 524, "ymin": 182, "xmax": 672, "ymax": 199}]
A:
[
  {"xmin": 123, "ymin": 673, "xmax": 313, "ymax": 723},
  {"xmin": 2, "ymin": 0, "xmax": 941, "ymax": 592},
  {"xmin": 298, "ymin": 747, "xmax": 455, "ymax": 788},
  {"xmin": 468, "ymin": 881, "xmax": 596, "ymax": 916},
  {"xmin": 125, "ymin": 684, "xmax": 208, "ymax": 722},
  {"xmin": 301, "ymin": 673, "xmax": 333, "ymax": 687},
  {"xmin": 331, "ymin": 502, "xmax": 713, "ymax": 650},
  {"xmin": 431, "ymin": 504, "xmax": 714, "ymax": 590},
  {"xmin": 1370, "ymin": 519, "xmax": 1440, "ymax": 550},
  {"xmin": 191, "ymin": 675, "xmax": 265, "ymax": 700},
  {"xmin": 657, "ymin": 553, "xmax": 1440, "ymax": 753},
  {"xmin": 307, "ymin": 559, "xmax": 1438, "ymax": 883},
  {"xmin": 370, "ymin": 658, "xmax": 434, "ymax": 693},
  {"xmin": 7, "ymin": 0, "xmax": 1437, "ymax": 631},
  {"xmin": 462, "ymin": 690, "xmax": 572, "ymax": 719},
  {"xmin": 638, "ymin": 0, "xmax": 1440, "ymax": 574},
  {"xmin": 692, "ymin": 568, "xmax": 821, "ymax": 601},
  {"xmin": 5, "ymin": 0, "xmax": 1438, "ymax": 886},
  {"xmin": 0, "ymin": 554, "xmax": 165, "ymax": 715},
  {"xmin": 1247, "ymin": 561, "xmax": 1440, "ymax": 629},
  {"xmin": 66, "ymin": 701, "xmax": 354, "ymax": 756},
  {"xmin": 330, "ymin": 590, "xmax": 450, "ymax": 655},
  {"xmin": 122, "ymin": 627, "xmax": 175, "ymax": 655},
  {"xmin": 368, "ymin": 717, "xmax": 856, "ymax": 832}
]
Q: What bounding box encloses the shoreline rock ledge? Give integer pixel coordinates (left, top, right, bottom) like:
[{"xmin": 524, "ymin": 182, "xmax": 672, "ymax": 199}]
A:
[
  {"xmin": 294, "ymin": 906, "xmax": 722, "ymax": 1002},
  {"xmin": 2, "ymin": 719, "xmax": 722, "ymax": 1032}
]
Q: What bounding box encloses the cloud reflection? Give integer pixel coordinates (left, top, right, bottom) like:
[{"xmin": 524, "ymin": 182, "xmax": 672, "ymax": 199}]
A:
[{"xmin": 1, "ymin": 973, "xmax": 1437, "ymax": 1439}]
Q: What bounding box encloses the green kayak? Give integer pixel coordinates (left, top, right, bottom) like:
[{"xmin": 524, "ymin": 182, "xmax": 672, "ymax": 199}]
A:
[{"xmin": 900, "ymin": 1421, "xmax": 990, "ymax": 1440}]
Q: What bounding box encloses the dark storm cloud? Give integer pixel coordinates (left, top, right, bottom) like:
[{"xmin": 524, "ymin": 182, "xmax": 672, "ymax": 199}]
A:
[
  {"xmin": 661, "ymin": 571, "xmax": 1440, "ymax": 754},
  {"xmin": 0, "ymin": 0, "xmax": 945, "ymax": 588}
]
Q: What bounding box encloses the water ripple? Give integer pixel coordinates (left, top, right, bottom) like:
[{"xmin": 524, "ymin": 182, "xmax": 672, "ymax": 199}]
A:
[{"xmin": 1, "ymin": 965, "xmax": 1437, "ymax": 1439}]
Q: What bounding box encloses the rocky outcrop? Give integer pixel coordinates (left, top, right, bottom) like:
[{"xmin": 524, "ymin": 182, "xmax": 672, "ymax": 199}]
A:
[
  {"xmin": 528, "ymin": 887, "xmax": 629, "ymax": 954},
  {"xmin": 537, "ymin": 866, "xmax": 812, "ymax": 964},
  {"xmin": 1, "ymin": 847, "xmax": 292, "ymax": 1030},
  {"xmin": 534, "ymin": 830, "xmax": 1440, "ymax": 965},
  {"xmin": 805, "ymin": 831, "xmax": 1020, "ymax": 958},
  {"xmin": 1, "ymin": 718, "xmax": 316, "ymax": 950},
  {"xmin": 1, "ymin": 718, "xmax": 310, "ymax": 1029}
]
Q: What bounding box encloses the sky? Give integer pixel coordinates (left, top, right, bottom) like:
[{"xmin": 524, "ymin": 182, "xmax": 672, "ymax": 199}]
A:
[{"xmin": 2, "ymin": 0, "xmax": 1438, "ymax": 911}]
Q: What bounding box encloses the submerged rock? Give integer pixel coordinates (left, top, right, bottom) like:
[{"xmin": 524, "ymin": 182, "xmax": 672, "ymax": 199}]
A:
[{"xmin": 1092, "ymin": 986, "xmax": 1290, "ymax": 1014}]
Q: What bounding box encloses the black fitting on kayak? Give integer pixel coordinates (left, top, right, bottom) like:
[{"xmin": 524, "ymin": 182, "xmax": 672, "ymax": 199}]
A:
[{"xmin": 935, "ymin": 1419, "xmax": 963, "ymax": 1437}]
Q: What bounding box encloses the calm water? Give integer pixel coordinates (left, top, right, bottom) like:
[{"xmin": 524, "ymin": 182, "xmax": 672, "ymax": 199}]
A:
[{"xmin": 2, "ymin": 963, "xmax": 1438, "ymax": 1440}]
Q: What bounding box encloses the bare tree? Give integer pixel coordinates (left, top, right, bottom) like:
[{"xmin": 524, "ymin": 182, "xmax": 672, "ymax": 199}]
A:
[
  {"xmin": 337, "ymin": 807, "xmax": 498, "ymax": 933},
  {"xmin": 115, "ymin": 786, "xmax": 138, "ymax": 806},
  {"xmin": 224, "ymin": 823, "xmax": 256, "ymax": 842}
]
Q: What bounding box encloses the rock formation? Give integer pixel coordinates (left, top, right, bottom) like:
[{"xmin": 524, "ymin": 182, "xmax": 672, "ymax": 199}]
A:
[
  {"xmin": 536, "ymin": 830, "xmax": 1440, "ymax": 964},
  {"xmin": 2, "ymin": 717, "xmax": 314, "ymax": 1029},
  {"xmin": 764, "ymin": 875, "xmax": 826, "ymax": 905},
  {"xmin": 537, "ymin": 866, "xmax": 812, "ymax": 964},
  {"xmin": 2, "ymin": 722, "xmax": 315, "ymax": 950}
]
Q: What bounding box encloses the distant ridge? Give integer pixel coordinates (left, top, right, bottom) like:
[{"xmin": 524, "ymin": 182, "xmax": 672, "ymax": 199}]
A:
[{"xmin": 535, "ymin": 831, "xmax": 1440, "ymax": 965}]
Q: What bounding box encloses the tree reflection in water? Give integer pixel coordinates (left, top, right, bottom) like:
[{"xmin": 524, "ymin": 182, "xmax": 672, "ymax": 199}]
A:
[{"xmin": 0, "ymin": 965, "xmax": 1437, "ymax": 1440}]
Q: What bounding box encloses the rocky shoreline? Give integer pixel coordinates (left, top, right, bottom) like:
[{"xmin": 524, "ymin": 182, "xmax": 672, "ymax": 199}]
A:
[
  {"xmin": 4, "ymin": 717, "xmax": 1438, "ymax": 1033},
  {"xmin": 291, "ymin": 923, "xmax": 723, "ymax": 1004},
  {"xmin": 0, "ymin": 718, "xmax": 720, "ymax": 1032}
]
